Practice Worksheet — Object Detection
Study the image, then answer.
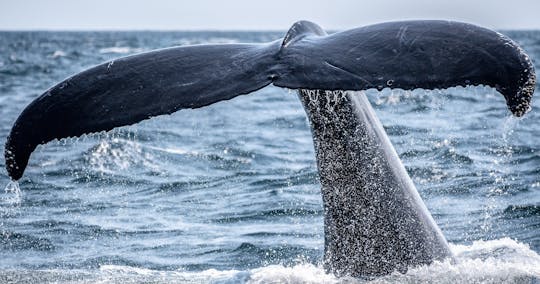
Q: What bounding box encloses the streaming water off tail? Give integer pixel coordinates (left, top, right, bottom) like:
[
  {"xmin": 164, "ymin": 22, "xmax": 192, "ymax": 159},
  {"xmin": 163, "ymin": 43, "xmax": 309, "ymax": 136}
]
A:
[{"xmin": 0, "ymin": 30, "xmax": 539, "ymax": 283}]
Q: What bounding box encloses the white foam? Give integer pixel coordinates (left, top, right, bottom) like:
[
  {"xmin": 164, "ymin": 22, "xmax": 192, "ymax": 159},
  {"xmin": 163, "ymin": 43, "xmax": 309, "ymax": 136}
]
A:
[
  {"xmin": 88, "ymin": 138, "xmax": 159, "ymax": 174},
  {"xmin": 0, "ymin": 181, "xmax": 21, "ymax": 217},
  {"xmin": 98, "ymin": 265, "xmax": 243, "ymax": 283},
  {"xmin": 247, "ymin": 264, "xmax": 338, "ymax": 283},
  {"xmin": 98, "ymin": 47, "xmax": 144, "ymax": 54},
  {"xmin": 50, "ymin": 50, "xmax": 67, "ymax": 58},
  {"xmin": 2, "ymin": 180, "xmax": 21, "ymax": 205},
  {"xmin": 147, "ymin": 145, "xmax": 199, "ymax": 156},
  {"xmin": 95, "ymin": 239, "xmax": 539, "ymax": 283},
  {"xmin": 174, "ymin": 37, "xmax": 239, "ymax": 46},
  {"xmin": 2, "ymin": 238, "xmax": 537, "ymax": 283}
]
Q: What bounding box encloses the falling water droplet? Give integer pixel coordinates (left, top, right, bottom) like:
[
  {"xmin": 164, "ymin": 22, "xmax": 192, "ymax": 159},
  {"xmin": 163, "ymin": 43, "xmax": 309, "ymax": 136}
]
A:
[{"xmin": 4, "ymin": 180, "xmax": 21, "ymax": 204}]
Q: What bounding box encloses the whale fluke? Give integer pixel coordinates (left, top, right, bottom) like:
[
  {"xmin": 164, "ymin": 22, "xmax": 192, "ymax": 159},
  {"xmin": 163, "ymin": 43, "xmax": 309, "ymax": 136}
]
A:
[
  {"xmin": 5, "ymin": 20, "xmax": 534, "ymax": 181},
  {"xmin": 4, "ymin": 43, "xmax": 278, "ymax": 180},
  {"xmin": 4, "ymin": 19, "xmax": 537, "ymax": 278},
  {"xmin": 274, "ymin": 21, "xmax": 535, "ymax": 116}
]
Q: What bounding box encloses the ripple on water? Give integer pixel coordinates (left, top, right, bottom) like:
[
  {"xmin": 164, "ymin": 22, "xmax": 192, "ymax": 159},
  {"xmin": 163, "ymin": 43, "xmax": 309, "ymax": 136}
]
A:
[
  {"xmin": 0, "ymin": 231, "xmax": 55, "ymax": 251},
  {"xmin": 0, "ymin": 31, "xmax": 539, "ymax": 282}
]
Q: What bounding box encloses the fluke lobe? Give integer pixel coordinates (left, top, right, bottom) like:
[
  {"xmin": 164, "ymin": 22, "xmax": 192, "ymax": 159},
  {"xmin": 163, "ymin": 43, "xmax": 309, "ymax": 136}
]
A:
[{"xmin": 4, "ymin": 21, "xmax": 536, "ymax": 277}]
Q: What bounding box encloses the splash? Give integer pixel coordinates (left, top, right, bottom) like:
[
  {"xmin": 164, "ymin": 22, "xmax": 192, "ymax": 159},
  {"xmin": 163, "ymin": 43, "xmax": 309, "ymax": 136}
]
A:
[
  {"xmin": 1, "ymin": 180, "xmax": 21, "ymax": 219},
  {"xmin": 501, "ymin": 115, "xmax": 520, "ymax": 145},
  {"xmin": 98, "ymin": 47, "xmax": 144, "ymax": 54},
  {"xmin": 50, "ymin": 50, "xmax": 67, "ymax": 58},
  {"xmin": 0, "ymin": 238, "xmax": 537, "ymax": 283},
  {"xmin": 2, "ymin": 180, "xmax": 21, "ymax": 205},
  {"xmin": 299, "ymin": 89, "xmax": 350, "ymax": 112},
  {"xmin": 87, "ymin": 137, "xmax": 159, "ymax": 175},
  {"xmin": 482, "ymin": 115, "xmax": 521, "ymax": 234}
]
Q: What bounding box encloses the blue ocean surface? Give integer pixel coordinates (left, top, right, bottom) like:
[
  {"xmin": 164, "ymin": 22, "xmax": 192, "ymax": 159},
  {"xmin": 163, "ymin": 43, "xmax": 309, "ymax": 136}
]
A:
[{"xmin": 0, "ymin": 30, "xmax": 539, "ymax": 283}]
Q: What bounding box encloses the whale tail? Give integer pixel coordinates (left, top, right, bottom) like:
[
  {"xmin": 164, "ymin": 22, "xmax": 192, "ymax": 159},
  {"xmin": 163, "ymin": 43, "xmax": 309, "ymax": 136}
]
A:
[
  {"xmin": 5, "ymin": 20, "xmax": 535, "ymax": 180},
  {"xmin": 4, "ymin": 43, "xmax": 278, "ymax": 180},
  {"xmin": 273, "ymin": 21, "xmax": 535, "ymax": 117}
]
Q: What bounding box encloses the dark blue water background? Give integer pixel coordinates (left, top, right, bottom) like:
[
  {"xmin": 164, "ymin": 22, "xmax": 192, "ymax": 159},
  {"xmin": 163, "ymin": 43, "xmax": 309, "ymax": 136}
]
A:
[{"xmin": 0, "ymin": 31, "xmax": 539, "ymax": 283}]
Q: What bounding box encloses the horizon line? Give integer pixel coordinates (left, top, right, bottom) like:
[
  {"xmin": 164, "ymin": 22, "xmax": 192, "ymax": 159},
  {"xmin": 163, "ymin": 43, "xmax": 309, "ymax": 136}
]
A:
[{"xmin": 1, "ymin": 27, "xmax": 539, "ymax": 32}]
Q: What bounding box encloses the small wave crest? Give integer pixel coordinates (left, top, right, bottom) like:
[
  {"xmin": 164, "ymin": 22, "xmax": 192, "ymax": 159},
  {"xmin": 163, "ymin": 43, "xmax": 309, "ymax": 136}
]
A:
[
  {"xmin": 223, "ymin": 239, "xmax": 540, "ymax": 283},
  {"xmin": 210, "ymin": 238, "xmax": 540, "ymax": 283},
  {"xmin": 98, "ymin": 47, "xmax": 144, "ymax": 54},
  {"xmin": 173, "ymin": 37, "xmax": 240, "ymax": 46}
]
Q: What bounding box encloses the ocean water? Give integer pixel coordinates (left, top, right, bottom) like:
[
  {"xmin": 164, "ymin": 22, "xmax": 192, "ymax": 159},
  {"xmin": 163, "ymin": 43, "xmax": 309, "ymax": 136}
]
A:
[{"xmin": 0, "ymin": 30, "xmax": 539, "ymax": 283}]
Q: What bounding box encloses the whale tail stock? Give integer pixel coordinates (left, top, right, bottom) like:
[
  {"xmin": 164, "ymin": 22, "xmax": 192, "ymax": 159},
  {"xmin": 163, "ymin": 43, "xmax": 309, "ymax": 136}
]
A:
[{"xmin": 5, "ymin": 20, "xmax": 535, "ymax": 181}]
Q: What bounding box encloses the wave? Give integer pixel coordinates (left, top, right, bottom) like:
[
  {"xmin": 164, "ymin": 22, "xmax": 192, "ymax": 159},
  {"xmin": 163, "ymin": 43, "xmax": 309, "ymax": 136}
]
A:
[
  {"xmin": 212, "ymin": 207, "xmax": 322, "ymax": 223},
  {"xmin": 0, "ymin": 231, "xmax": 54, "ymax": 251},
  {"xmin": 173, "ymin": 37, "xmax": 240, "ymax": 46},
  {"xmin": 50, "ymin": 50, "xmax": 67, "ymax": 58},
  {"xmin": 98, "ymin": 47, "xmax": 144, "ymax": 54},
  {"xmin": 0, "ymin": 238, "xmax": 537, "ymax": 283}
]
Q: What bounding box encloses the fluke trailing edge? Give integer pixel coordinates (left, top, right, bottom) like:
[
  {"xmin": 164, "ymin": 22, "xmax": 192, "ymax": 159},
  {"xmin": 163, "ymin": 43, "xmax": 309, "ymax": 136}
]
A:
[
  {"xmin": 3, "ymin": 20, "xmax": 536, "ymax": 276},
  {"xmin": 4, "ymin": 20, "xmax": 535, "ymax": 181}
]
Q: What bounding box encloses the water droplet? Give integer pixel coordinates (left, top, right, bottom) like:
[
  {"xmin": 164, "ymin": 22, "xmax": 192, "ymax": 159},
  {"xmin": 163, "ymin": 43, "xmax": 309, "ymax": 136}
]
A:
[{"xmin": 3, "ymin": 180, "xmax": 21, "ymax": 205}]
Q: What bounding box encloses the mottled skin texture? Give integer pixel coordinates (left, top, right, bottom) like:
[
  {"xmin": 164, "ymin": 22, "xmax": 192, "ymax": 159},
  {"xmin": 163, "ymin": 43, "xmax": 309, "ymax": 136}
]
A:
[
  {"xmin": 4, "ymin": 20, "xmax": 535, "ymax": 278},
  {"xmin": 298, "ymin": 89, "xmax": 451, "ymax": 276}
]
